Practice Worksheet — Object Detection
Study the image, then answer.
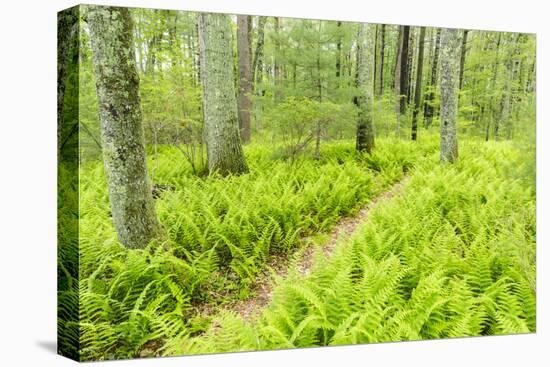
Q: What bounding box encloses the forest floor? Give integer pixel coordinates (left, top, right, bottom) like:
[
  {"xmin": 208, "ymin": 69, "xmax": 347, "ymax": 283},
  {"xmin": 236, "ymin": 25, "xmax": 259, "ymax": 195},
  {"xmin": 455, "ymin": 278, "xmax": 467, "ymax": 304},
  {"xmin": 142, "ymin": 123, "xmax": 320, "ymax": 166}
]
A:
[{"xmin": 197, "ymin": 174, "xmax": 411, "ymax": 322}]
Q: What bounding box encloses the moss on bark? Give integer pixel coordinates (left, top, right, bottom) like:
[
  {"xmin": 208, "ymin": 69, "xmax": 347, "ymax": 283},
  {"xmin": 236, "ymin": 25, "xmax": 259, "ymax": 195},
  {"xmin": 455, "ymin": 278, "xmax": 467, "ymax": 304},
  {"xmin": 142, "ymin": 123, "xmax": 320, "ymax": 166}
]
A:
[{"xmin": 87, "ymin": 5, "xmax": 163, "ymax": 249}]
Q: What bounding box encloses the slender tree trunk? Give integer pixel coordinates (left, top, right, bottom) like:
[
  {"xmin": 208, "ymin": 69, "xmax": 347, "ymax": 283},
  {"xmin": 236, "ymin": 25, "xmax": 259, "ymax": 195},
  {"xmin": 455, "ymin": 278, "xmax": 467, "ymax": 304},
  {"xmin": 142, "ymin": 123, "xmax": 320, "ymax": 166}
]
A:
[
  {"xmin": 458, "ymin": 30, "xmax": 469, "ymax": 91},
  {"xmin": 87, "ymin": 5, "xmax": 163, "ymax": 249},
  {"xmin": 500, "ymin": 33, "xmax": 521, "ymax": 140},
  {"xmin": 252, "ymin": 16, "xmax": 267, "ymax": 93},
  {"xmin": 406, "ymin": 27, "xmax": 415, "ymax": 105},
  {"xmin": 134, "ymin": 11, "xmax": 145, "ymax": 73},
  {"xmin": 273, "ymin": 17, "xmax": 282, "ymax": 102},
  {"xmin": 315, "ymin": 20, "xmax": 323, "ymax": 160},
  {"xmin": 488, "ymin": 33, "xmax": 502, "ymax": 141},
  {"xmin": 411, "ymin": 27, "xmax": 426, "ymax": 141},
  {"xmin": 439, "ymin": 28, "xmax": 462, "ymax": 163},
  {"xmin": 193, "ymin": 20, "xmax": 201, "ymax": 87},
  {"xmin": 198, "ymin": 13, "xmax": 249, "ymax": 176},
  {"xmin": 377, "ymin": 24, "xmax": 385, "ymax": 97},
  {"xmin": 57, "ymin": 7, "xmax": 80, "ymax": 159},
  {"xmin": 399, "ymin": 26, "xmax": 410, "ymax": 115},
  {"xmin": 423, "ymin": 28, "xmax": 441, "ymax": 127},
  {"xmin": 336, "ymin": 21, "xmax": 342, "ymax": 79},
  {"xmin": 355, "ymin": 23, "xmax": 376, "ymax": 153},
  {"xmin": 167, "ymin": 12, "xmax": 179, "ymax": 67},
  {"xmin": 394, "ymin": 26, "xmax": 403, "ymax": 134},
  {"xmin": 237, "ymin": 15, "xmax": 252, "ymax": 143}
]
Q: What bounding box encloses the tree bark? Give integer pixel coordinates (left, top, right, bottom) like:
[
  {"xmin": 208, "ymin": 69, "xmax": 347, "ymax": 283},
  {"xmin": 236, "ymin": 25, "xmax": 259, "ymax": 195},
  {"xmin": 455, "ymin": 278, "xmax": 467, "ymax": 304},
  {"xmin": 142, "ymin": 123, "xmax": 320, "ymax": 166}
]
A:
[
  {"xmin": 252, "ymin": 16, "xmax": 267, "ymax": 92},
  {"xmin": 315, "ymin": 20, "xmax": 323, "ymax": 160},
  {"xmin": 411, "ymin": 26, "xmax": 426, "ymax": 141},
  {"xmin": 423, "ymin": 28, "xmax": 441, "ymax": 127},
  {"xmin": 377, "ymin": 24, "xmax": 385, "ymax": 97},
  {"xmin": 198, "ymin": 13, "xmax": 249, "ymax": 176},
  {"xmin": 57, "ymin": 7, "xmax": 80, "ymax": 160},
  {"xmin": 237, "ymin": 15, "xmax": 252, "ymax": 143},
  {"xmin": 487, "ymin": 33, "xmax": 501, "ymax": 141},
  {"xmin": 336, "ymin": 21, "xmax": 343, "ymax": 88},
  {"xmin": 439, "ymin": 28, "xmax": 462, "ymax": 164},
  {"xmin": 87, "ymin": 5, "xmax": 163, "ymax": 249},
  {"xmin": 273, "ymin": 17, "xmax": 282, "ymax": 102},
  {"xmin": 500, "ymin": 33, "xmax": 521, "ymax": 140},
  {"xmin": 458, "ymin": 30, "xmax": 469, "ymax": 91},
  {"xmin": 399, "ymin": 26, "xmax": 410, "ymax": 115},
  {"xmin": 406, "ymin": 27, "xmax": 415, "ymax": 105},
  {"xmin": 355, "ymin": 23, "xmax": 376, "ymax": 153},
  {"xmin": 394, "ymin": 26, "xmax": 403, "ymax": 134}
]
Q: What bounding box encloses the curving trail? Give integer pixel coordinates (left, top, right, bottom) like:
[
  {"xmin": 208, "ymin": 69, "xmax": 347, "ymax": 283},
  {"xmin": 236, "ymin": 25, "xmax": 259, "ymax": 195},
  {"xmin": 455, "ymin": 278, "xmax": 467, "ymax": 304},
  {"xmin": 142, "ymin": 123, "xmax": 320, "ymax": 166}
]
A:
[{"xmin": 198, "ymin": 174, "xmax": 411, "ymax": 321}]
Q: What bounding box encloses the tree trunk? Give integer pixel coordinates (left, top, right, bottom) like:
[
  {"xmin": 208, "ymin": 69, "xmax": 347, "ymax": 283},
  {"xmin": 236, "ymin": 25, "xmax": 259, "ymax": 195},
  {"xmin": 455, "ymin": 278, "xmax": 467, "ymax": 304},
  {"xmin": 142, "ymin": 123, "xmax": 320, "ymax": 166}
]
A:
[
  {"xmin": 273, "ymin": 17, "xmax": 282, "ymax": 102},
  {"xmin": 487, "ymin": 33, "xmax": 502, "ymax": 141},
  {"xmin": 252, "ymin": 16, "xmax": 267, "ymax": 92},
  {"xmin": 394, "ymin": 26, "xmax": 403, "ymax": 134},
  {"xmin": 57, "ymin": 7, "xmax": 80, "ymax": 160},
  {"xmin": 439, "ymin": 28, "xmax": 462, "ymax": 164},
  {"xmin": 500, "ymin": 33, "xmax": 521, "ymax": 140},
  {"xmin": 399, "ymin": 26, "xmax": 410, "ymax": 115},
  {"xmin": 355, "ymin": 23, "xmax": 376, "ymax": 153},
  {"xmin": 423, "ymin": 28, "xmax": 441, "ymax": 127},
  {"xmin": 411, "ymin": 27, "xmax": 426, "ymax": 141},
  {"xmin": 87, "ymin": 5, "xmax": 163, "ymax": 249},
  {"xmin": 315, "ymin": 20, "xmax": 323, "ymax": 160},
  {"xmin": 458, "ymin": 30, "xmax": 469, "ymax": 91},
  {"xmin": 377, "ymin": 24, "xmax": 385, "ymax": 97},
  {"xmin": 237, "ymin": 15, "xmax": 252, "ymax": 143},
  {"xmin": 198, "ymin": 13, "xmax": 249, "ymax": 176},
  {"xmin": 335, "ymin": 21, "xmax": 343, "ymax": 91},
  {"xmin": 406, "ymin": 27, "xmax": 415, "ymax": 105}
]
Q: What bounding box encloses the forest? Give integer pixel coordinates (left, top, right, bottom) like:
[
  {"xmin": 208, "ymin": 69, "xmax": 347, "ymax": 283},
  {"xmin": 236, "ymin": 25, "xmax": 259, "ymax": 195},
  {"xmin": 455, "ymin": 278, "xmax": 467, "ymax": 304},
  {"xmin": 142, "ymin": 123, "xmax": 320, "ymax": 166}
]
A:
[{"xmin": 57, "ymin": 4, "xmax": 536, "ymax": 361}]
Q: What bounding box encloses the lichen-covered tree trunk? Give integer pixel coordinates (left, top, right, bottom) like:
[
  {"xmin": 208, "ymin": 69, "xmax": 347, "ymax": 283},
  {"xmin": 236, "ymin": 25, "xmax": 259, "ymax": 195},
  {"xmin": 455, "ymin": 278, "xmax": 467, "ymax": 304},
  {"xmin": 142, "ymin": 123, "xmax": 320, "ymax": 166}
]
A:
[
  {"xmin": 87, "ymin": 5, "xmax": 163, "ymax": 249},
  {"xmin": 424, "ymin": 28, "xmax": 441, "ymax": 127},
  {"xmin": 355, "ymin": 23, "xmax": 376, "ymax": 153},
  {"xmin": 237, "ymin": 15, "xmax": 252, "ymax": 143},
  {"xmin": 198, "ymin": 13, "xmax": 249, "ymax": 176},
  {"xmin": 439, "ymin": 28, "xmax": 462, "ymax": 164},
  {"xmin": 411, "ymin": 26, "xmax": 426, "ymax": 141}
]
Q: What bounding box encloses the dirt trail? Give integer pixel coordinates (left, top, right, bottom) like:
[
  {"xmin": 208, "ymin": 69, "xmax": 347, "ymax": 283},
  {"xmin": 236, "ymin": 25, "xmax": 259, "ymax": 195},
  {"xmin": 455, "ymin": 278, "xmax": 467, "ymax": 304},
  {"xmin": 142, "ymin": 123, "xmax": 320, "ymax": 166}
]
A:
[{"xmin": 198, "ymin": 175, "xmax": 410, "ymax": 321}]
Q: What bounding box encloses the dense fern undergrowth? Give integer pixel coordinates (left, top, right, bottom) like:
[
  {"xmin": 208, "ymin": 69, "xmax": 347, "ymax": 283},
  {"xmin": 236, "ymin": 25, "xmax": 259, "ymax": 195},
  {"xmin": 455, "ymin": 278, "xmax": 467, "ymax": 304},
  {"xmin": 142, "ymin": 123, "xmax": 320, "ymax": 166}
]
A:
[
  {"xmin": 58, "ymin": 135, "xmax": 535, "ymax": 360},
  {"xmin": 161, "ymin": 139, "xmax": 535, "ymax": 356},
  {"xmin": 63, "ymin": 137, "xmax": 426, "ymax": 360}
]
